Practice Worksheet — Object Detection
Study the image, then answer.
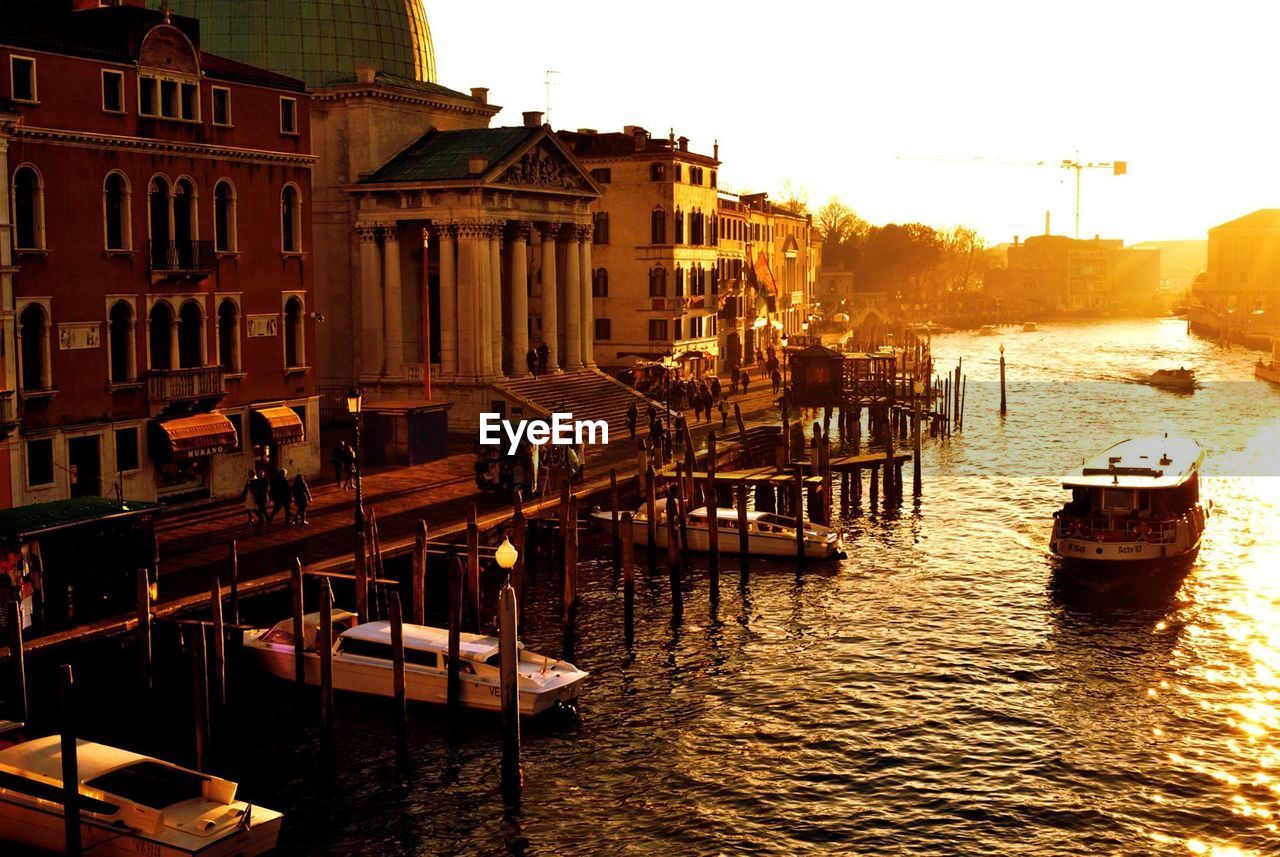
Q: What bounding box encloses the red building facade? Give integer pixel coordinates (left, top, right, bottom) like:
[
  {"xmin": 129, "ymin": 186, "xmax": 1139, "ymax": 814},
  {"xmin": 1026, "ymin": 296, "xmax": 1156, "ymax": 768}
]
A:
[{"xmin": 0, "ymin": 0, "xmax": 319, "ymax": 508}]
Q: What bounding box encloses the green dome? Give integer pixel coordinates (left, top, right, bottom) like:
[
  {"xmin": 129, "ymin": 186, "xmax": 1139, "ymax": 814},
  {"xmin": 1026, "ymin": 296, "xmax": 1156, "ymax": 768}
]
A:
[{"xmin": 155, "ymin": 0, "xmax": 436, "ymax": 89}]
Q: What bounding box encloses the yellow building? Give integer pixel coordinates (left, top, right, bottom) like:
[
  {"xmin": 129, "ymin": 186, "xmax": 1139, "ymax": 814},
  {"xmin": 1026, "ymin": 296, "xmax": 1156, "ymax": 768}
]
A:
[{"xmin": 559, "ymin": 127, "xmax": 722, "ymax": 376}]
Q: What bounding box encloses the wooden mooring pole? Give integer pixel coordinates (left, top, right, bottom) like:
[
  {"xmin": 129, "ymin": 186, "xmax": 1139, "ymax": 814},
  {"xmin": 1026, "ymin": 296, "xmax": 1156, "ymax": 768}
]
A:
[
  {"xmin": 793, "ymin": 469, "xmax": 805, "ymax": 567},
  {"xmin": 621, "ymin": 512, "xmax": 636, "ymax": 645},
  {"xmin": 736, "ymin": 483, "xmax": 750, "ymax": 580},
  {"xmin": 136, "ymin": 568, "xmax": 152, "ymax": 691},
  {"xmin": 610, "ymin": 469, "xmax": 621, "ymax": 578},
  {"xmin": 563, "ymin": 494, "xmax": 578, "ymax": 628},
  {"xmin": 498, "ymin": 580, "xmax": 522, "ymax": 803},
  {"xmin": 666, "ymin": 493, "xmax": 683, "ymax": 621},
  {"xmin": 228, "ymin": 540, "xmax": 240, "ymax": 625},
  {"xmin": 913, "ymin": 389, "xmax": 923, "ymax": 498},
  {"xmin": 513, "ymin": 496, "xmax": 527, "ymax": 605},
  {"xmin": 467, "ymin": 506, "xmax": 481, "ymax": 631},
  {"xmin": 645, "ymin": 464, "xmax": 658, "ymax": 572},
  {"xmin": 319, "ymin": 579, "xmax": 334, "ymax": 733},
  {"xmin": 706, "ymin": 431, "xmax": 719, "ymax": 600},
  {"xmin": 191, "ymin": 625, "xmax": 210, "ymax": 771},
  {"xmin": 999, "ymin": 344, "xmax": 1007, "ymax": 416},
  {"xmin": 59, "ymin": 664, "xmax": 81, "ymax": 857},
  {"xmin": 412, "ymin": 520, "xmax": 428, "ymax": 626},
  {"xmin": 210, "ymin": 577, "xmax": 225, "ymax": 708},
  {"xmin": 447, "ymin": 557, "xmax": 463, "ymax": 716},
  {"xmin": 355, "ymin": 527, "xmax": 369, "ymax": 625}
]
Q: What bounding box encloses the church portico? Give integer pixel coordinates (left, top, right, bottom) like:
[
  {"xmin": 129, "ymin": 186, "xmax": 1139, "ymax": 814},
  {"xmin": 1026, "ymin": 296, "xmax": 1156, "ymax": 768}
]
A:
[{"xmin": 346, "ymin": 123, "xmax": 603, "ymax": 425}]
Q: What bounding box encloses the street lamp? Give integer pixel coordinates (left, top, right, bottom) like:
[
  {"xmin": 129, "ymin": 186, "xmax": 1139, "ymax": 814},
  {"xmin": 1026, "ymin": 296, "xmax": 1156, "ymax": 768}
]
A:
[
  {"xmin": 779, "ymin": 333, "xmax": 790, "ymax": 399},
  {"xmin": 495, "ymin": 535, "xmax": 519, "ymax": 580},
  {"xmin": 346, "ymin": 387, "xmax": 365, "ymax": 532}
]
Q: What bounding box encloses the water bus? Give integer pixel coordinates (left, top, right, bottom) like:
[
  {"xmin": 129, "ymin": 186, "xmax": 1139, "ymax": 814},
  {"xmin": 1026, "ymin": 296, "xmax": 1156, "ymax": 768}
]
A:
[
  {"xmin": 0, "ymin": 736, "xmax": 281, "ymax": 856},
  {"xmin": 596, "ymin": 505, "xmax": 845, "ymax": 560},
  {"xmin": 244, "ymin": 613, "xmax": 587, "ymax": 716},
  {"xmin": 1050, "ymin": 436, "xmax": 1207, "ymax": 575}
]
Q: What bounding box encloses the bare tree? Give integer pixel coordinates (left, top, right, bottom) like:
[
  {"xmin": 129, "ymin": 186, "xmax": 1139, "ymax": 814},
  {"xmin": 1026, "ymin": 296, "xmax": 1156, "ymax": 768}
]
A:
[
  {"xmin": 776, "ymin": 179, "xmax": 811, "ymax": 216},
  {"xmin": 815, "ymin": 196, "xmax": 869, "ymax": 244}
]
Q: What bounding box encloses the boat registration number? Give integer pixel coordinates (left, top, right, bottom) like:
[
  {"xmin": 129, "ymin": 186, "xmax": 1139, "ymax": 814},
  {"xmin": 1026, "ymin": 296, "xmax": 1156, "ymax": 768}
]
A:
[{"xmin": 132, "ymin": 840, "xmax": 163, "ymax": 857}]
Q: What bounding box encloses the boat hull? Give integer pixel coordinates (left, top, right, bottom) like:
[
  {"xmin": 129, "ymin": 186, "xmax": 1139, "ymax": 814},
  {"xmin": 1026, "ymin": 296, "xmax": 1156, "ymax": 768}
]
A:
[
  {"xmin": 242, "ymin": 644, "xmax": 582, "ymax": 716},
  {"xmin": 1257, "ymin": 362, "xmax": 1280, "ymax": 384},
  {"xmin": 0, "ymin": 797, "xmax": 281, "ymax": 857},
  {"xmin": 1049, "ymin": 512, "xmax": 1204, "ymax": 571}
]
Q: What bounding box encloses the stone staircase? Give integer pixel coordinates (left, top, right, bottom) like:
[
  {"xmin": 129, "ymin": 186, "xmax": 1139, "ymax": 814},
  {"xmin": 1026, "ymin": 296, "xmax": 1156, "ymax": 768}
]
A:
[{"xmin": 499, "ymin": 369, "xmax": 657, "ymax": 442}]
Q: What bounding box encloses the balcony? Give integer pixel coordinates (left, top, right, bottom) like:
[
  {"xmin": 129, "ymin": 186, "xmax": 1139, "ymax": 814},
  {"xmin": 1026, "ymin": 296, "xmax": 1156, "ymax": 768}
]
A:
[
  {"xmin": 148, "ymin": 240, "xmax": 216, "ymax": 279},
  {"xmin": 146, "ymin": 367, "xmax": 226, "ymax": 411}
]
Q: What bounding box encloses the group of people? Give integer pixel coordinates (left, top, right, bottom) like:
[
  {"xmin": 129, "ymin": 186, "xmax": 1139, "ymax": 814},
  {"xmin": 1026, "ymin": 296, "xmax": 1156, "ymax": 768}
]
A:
[
  {"xmin": 241, "ymin": 467, "xmax": 312, "ymax": 527},
  {"xmin": 525, "ymin": 342, "xmax": 553, "ymax": 377}
]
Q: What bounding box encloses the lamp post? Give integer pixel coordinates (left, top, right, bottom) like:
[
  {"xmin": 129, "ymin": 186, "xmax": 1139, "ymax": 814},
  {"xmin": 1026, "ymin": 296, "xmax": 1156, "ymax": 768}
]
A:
[
  {"xmin": 780, "ymin": 332, "xmax": 790, "ymax": 395},
  {"xmin": 495, "ymin": 534, "xmax": 519, "ymax": 580},
  {"xmin": 346, "ymin": 387, "xmax": 365, "ymax": 533}
]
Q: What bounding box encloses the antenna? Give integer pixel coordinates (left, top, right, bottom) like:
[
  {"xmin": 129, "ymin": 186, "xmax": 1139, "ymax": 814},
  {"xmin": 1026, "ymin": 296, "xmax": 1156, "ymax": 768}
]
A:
[{"xmin": 544, "ymin": 70, "xmax": 559, "ymax": 125}]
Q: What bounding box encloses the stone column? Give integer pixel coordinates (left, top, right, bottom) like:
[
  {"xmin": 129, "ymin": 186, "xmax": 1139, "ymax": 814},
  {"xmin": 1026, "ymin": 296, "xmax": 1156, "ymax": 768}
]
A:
[
  {"xmin": 381, "ymin": 222, "xmax": 403, "ymax": 377},
  {"xmin": 477, "ymin": 224, "xmax": 493, "ymax": 378},
  {"xmin": 454, "ymin": 221, "xmax": 487, "ymax": 381},
  {"xmin": 489, "ymin": 223, "xmax": 504, "ymax": 376},
  {"xmin": 539, "ymin": 224, "xmax": 559, "ymax": 372},
  {"xmin": 437, "ymin": 224, "xmax": 458, "ymax": 378},
  {"xmin": 168, "ymin": 318, "xmax": 180, "ymax": 371},
  {"xmin": 510, "ymin": 223, "xmax": 530, "ymax": 375},
  {"xmin": 577, "ymin": 224, "xmax": 594, "ymax": 367},
  {"xmin": 198, "ymin": 308, "xmax": 208, "ymax": 366},
  {"xmin": 356, "ymin": 223, "xmax": 383, "ymax": 378},
  {"xmin": 561, "ymin": 224, "xmax": 582, "ymax": 370}
]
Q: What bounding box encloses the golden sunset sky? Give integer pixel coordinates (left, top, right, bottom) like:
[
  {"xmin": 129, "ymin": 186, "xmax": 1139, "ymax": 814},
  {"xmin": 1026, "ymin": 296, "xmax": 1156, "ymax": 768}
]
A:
[{"xmin": 428, "ymin": 0, "xmax": 1279, "ymax": 245}]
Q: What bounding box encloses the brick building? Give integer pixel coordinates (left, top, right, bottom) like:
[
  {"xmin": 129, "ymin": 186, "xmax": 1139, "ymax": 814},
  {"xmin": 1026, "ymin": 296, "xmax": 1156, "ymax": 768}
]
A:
[{"xmin": 1, "ymin": 0, "xmax": 319, "ymax": 508}]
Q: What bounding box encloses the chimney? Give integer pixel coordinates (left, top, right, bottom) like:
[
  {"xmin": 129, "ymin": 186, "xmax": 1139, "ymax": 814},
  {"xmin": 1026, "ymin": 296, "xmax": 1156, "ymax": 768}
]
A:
[
  {"xmin": 470, "ymin": 87, "xmax": 489, "ymax": 104},
  {"xmin": 713, "ymin": 139, "xmax": 719, "ymax": 160},
  {"xmin": 669, "ymin": 128, "xmax": 676, "ymax": 145},
  {"xmin": 1014, "ymin": 235, "xmax": 1020, "ymax": 245},
  {"xmin": 632, "ymin": 126, "xmax": 648, "ymax": 151},
  {"xmin": 355, "ymin": 65, "xmax": 377, "ymax": 84},
  {"xmin": 678, "ymin": 136, "xmax": 689, "ymax": 152},
  {"xmin": 522, "ymin": 110, "xmax": 543, "ymax": 128},
  {"xmin": 468, "ymin": 155, "xmax": 488, "ymax": 175}
]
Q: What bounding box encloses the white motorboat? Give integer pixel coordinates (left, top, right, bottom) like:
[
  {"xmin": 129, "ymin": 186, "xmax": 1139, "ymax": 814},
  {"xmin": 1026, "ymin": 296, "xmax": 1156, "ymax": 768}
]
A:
[
  {"xmin": 978, "ymin": 324, "xmax": 999, "ymax": 336},
  {"xmin": 243, "ymin": 612, "xmax": 587, "ymax": 717},
  {"xmin": 1148, "ymin": 367, "xmax": 1196, "ymax": 391},
  {"xmin": 1022, "ymin": 322, "xmax": 1038, "ymax": 332},
  {"xmin": 0, "ymin": 736, "xmax": 281, "ymax": 857},
  {"xmin": 594, "ymin": 504, "xmax": 845, "ymax": 560},
  {"xmin": 1049, "ymin": 436, "xmax": 1207, "ymax": 574}
]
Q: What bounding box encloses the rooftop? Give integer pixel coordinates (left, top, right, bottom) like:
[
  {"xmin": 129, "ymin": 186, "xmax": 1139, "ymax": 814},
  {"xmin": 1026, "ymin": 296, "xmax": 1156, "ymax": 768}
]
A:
[
  {"xmin": 1062, "ymin": 436, "xmax": 1203, "ymax": 490},
  {"xmin": 361, "ymin": 126, "xmax": 541, "ymax": 183},
  {"xmin": 0, "ymin": 496, "xmax": 161, "ymax": 541}
]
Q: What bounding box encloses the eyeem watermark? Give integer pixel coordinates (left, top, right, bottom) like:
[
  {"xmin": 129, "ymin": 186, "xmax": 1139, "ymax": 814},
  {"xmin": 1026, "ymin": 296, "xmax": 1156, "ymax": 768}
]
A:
[{"xmin": 479, "ymin": 412, "xmax": 608, "ymax": 455}]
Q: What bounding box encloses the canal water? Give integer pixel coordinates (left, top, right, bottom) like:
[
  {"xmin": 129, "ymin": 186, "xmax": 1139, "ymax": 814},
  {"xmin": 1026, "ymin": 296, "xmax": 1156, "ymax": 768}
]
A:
[{"xmin": 31, "ymin": 319, "xmax": 1280, "ymax": 855}]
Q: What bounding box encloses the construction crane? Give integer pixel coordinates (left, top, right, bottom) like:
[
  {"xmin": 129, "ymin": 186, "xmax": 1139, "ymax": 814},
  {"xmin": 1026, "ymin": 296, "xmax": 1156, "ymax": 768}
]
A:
[{"xmin": 895, "ymin": 153, "xmax": 1127, "ymax": 239}]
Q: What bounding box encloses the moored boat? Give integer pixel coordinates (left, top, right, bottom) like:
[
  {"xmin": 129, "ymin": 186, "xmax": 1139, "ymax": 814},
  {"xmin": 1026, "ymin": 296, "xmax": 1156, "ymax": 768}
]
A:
[
  {"xmin": 243, "ymin": 613, "xmax": 587, "ymax": 716},
  {"xmin": 1256, "ymin": 341, "xmax": 1280, "ymax": 384},
  {"xmin": 594, "ymin": 504, "xmax": 845, "ymax": 560},
  {"xmin": 1049, "ymin": 436, "xmax": 1207, "ymax": 579},
  {"xmin": 1022, "ymin": 322, "xmax": 1038, "ymax": 332},
  {"xmin": 0, "ymin": 736, "xmax": 281, "ymax": 856}
]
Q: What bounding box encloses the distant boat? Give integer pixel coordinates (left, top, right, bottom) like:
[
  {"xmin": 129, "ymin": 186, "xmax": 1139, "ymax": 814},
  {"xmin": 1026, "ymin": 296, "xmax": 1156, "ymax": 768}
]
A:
[
  {"xmin": 0, "ymin": 736, "xmax": 281, "ymax": 856},
  {"xmin": 978, "ymin": 324, "xmax": 999, "ymax": 336},
  {"xmin": 1148, "ymin": 367, "xmax": 1196, "ymax": 391},
  {"xmin": 594, "ymin": 504, "xmax": 845, "ymax": 560},
  {"xmin": 1050, "ymin": 435, "xmax": 1207, "ymax": 576},
  {"xmin": 243, "ymin": 613, "xmax": 588, "ymax": 717},
  {"xmin": 1256, "ymin": 342, "xmax": 1280, "ymax": 384},
  {"xmin": 1022, "ymin": 322, "xmax": 1038, "ymax": 332}
]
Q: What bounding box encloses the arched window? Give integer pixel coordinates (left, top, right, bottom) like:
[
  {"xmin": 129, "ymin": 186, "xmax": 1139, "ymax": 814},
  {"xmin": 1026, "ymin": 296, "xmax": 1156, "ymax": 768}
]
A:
[
  {"xmin": 281, "ymin": 184, "xmax": 301, "ymax": 253},
  {"xmin": 649, "ymin": 266, "xmax": 667, "ymax": 297},
  {"xmin": 108, "ymin": 300, "xmax": 135, "ymax": 383},
  {"xmin": 217, "ymin": 299, "xmax": 240, "ymax": 372},
  {"xmin": 214, "ymin": 179, "xmax": 236, "ymax": 252},
  {"xmin": 12, "ymin": 165, "xmax": 44, "ymax": 250},
  {"xmin": 149, "ymin": 302, "xmax": 174, "ymax": 371},
  {"xmin": 650, "ymin": 207, "xmax": 666, "ymax": 245},
  {"xmin": 674, "ymin": 208, "xmax": 685, "ymax": 245},
  {"xmin": 173, "ymin": 178, "xmax": 197, "ymax": 268},
  {"xmin": 649, "ymin": 163, "xmax": 665, "ymax": 182},
  {"xmin": 18, "ymin": 303, "xmax": 50, "ymax": 390},
  {"xmin": 178, "ymin": 300, "xmax": 203, "ymax": 369},
  {"xmin": 148, "ymin": 175, "xmax": 171, "ymax": 268},
  {"xmin": 592, "ymin": 211, "xmax": 609, "ymax": 245},
  {"xmin": 592, "ymin": 268, "xmax": 608, "ymax": 297},
  {"xmin": 284, "ymin": 296, "xmax": 304, "ymax": 367},
  {"xmin": 675, "ymin": 267, "xmax": 685, "ymax": 297},
  {"xmin": 103, "ymin": 172, "xmax": 131, "ymax": 251}
]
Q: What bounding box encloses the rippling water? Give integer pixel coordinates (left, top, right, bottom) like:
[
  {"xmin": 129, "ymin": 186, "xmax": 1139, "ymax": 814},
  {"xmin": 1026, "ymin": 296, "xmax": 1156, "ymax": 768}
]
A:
[{"xmin": 52, "ymin": 319, "xmax": 1280, "ymax": 856}]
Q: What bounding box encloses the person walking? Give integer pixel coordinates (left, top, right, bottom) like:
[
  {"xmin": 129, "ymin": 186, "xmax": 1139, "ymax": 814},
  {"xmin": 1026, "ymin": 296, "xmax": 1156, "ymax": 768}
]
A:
[
  {"xmin": 342, "ymin": 441, "xmax": 357, "ymax": 490},
  {"xmin": 719, "ymin": 395, "xmax": 729, "ymax": 429},
  {"xmin": 331, "ymin": 441, "xmax": 348, "ymax": 487},
  {"xmin": 710, "ymin": 375, "xmax": 722, "ymax": 402},
  {"xmin": 771, "ymin": 366, "xmax": 782, "ymax": 396},
  {"xmin": 526, "ymin": 346, "xmax": 538, "ymax": 377},
  {"xmin": 730, "ymin": 364, "xmax": 740, "ymax": 395},
  {"xmin": 537, "ymin": 341, "xmax": 550, "ymax": 375},
  {"xmin": 268, "ymin": 468, "xmax": 293, "ymax": 525},
  {"xmin": 741, "ymin": 371, "xmax": 750, "ymax": 394},
  {"xmin": 291, "ymin": 472, "xmax": 313, "ymax": 525},
  {"xmin": 239, "ymin": 468, "xmax": 259, "ymax": 526},
  {"xmin": 626, "ymin": 401, "xmax": 638, "ymax": 438},
  {"xmin": 250, "ymin": 469, "xmax": 270, "ymax": 527}
]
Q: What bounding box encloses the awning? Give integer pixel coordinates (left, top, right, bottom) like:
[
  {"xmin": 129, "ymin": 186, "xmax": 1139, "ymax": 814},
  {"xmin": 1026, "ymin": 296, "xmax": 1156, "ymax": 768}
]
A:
[
  {"xmin": 251, "ymin": 406, "xmax": 305, "ymax": 445},
  {"xmin": 676, "ymin": 350, "xmax": 707, "ymax": 361},
  {"xmin": 157, "ymin": 413, "xmax": 238, "ymax": 460}
]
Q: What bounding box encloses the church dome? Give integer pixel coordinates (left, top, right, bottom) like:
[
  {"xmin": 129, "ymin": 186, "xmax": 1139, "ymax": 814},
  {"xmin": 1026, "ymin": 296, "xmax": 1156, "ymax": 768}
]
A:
[{"xmin": 154, "ymin": 0, "xmax": 436, "ymax": 88}]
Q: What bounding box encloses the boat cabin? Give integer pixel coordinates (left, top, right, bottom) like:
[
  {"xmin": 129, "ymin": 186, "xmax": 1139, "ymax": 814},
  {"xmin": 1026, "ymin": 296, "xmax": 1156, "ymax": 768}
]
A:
[{"xmin": 1058, "ymin": 436, "xmax": 1203, "ymax": 523}]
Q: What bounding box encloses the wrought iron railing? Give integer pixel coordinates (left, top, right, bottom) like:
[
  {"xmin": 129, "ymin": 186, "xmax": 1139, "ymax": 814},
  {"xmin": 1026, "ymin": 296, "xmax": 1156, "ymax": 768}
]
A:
[
  {"xmin": 148, "ymin": 240, "xmax": 216, "ymax": 274},
  {"xmin": 146, "ymin": 366, "xmax": 225, "ymax": 402}
]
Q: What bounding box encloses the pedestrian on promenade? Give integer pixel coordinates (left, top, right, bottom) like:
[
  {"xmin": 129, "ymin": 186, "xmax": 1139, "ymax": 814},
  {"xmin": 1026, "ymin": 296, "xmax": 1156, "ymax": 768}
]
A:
[
  {"xmin": 527, "ymin": 347, "xmax": 538, "ymax": 376},
  {"xmin": 719, "ymin": 395, "xmax": 729, "ymax": 429},
  {"xmin": 626, "ymin": 401, "xmax": 638, "ymax": 438},
  {"xmin": 741, "ymin": 371, "xmax": 750, "ymax": 394},
  {"xmin": 239, "ymin": 469, "xmax": 259, "ymax": 526},
  {"xmin": 771, "ymin": 367, "xmax": 782, "ymax": 396},
  {"xmin": 291, "ymin": 473, "xmax": 313, "ymax": 525},
  {"xmin": 250, "ymin": 469, "xmax": 270, "ymax": 527},
  {"xmin": 268, "ymin": 468, "xmax": 293, "ymax": 525},
  {"xmin": 342, "ymin": 442, "xmax": 357, "ymax": 489},
  {"xmin": 711, "ymin": 375, "xmax": 722, "ymax": 402},
  {"xmin": 331, "ymin": 441, "xmax": 348, "ymax": 486},
  {"xmin": 731, "ymin": 364, "xmax": 740, "ymax": 395},
  {"xmin": 537, "ymin": 341, "xmax": 550, "ymax": 375}
]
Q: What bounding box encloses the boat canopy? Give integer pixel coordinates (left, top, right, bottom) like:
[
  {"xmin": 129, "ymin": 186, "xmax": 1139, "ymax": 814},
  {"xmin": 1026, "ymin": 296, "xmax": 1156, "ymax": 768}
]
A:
[
  {"xmin": 1061, "ymin": 436, "xmax": 1203, "ymax": 490},
  {"xmin": 340, "ymin": 620, "xmax": 518, "ymax": 663}
]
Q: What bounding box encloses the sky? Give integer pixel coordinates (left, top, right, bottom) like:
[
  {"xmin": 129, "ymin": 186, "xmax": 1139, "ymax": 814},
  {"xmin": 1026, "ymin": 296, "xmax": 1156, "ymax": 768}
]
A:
[{"xmin": 426, "ymin": 0, "xmax": 1280, "ymax": 245}]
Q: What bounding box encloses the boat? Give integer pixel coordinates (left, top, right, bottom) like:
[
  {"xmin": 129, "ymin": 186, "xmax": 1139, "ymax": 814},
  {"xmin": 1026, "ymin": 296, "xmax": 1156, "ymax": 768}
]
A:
[
  {"xmin": 1049, "ymin": 435, "xmax": 1207, "ymax": 577},
  {"xmin": 1256, "ymin": 341, "xmax": 1280, "ymax": 384},
  {"xmin": 593, "ymin": 504, "xmax": 845, "ymax": 560},
  {"xmin": 0, "ymin": 736, "xmax": 281, "ymax": 856},
  {"xmin": 243, "ymin": 612, "xmax": 587, "ymax": 716},
  {"xmin": 1022, "ymin": 322, "xmax": 1038, "ymax": 332},
  {"xmin": 1148, "ymin": 367, "xmax": 1196, "ymax": 390},
  {"xmin": 978, "ymin": 324, "xmax": 999, "ymax": 336}
]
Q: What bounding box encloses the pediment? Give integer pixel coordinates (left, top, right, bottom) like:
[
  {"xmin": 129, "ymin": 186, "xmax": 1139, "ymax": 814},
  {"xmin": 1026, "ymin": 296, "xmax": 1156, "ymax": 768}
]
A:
[{"xmin": 491, "ymin": 139, "xmax": 595, "ymax": 193}]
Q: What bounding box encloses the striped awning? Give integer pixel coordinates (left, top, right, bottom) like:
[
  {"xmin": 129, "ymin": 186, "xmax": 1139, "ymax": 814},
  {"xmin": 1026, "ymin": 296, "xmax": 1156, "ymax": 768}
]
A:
[
  {"xmin": 251, "ymin": 406, "xmax": 305, "ymax": 445},
  {"xmin": 157, "ymin": 413, "xmax": 238, "ymax": 460}
]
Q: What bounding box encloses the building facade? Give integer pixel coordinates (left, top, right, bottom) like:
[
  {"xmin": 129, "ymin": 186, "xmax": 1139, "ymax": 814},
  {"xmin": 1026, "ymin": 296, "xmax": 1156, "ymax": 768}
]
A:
[
  {"xmin": 1199, "ymin": 210, "xmax": 1280, "ymax": 318},
  {"xmin": 1, "ymin": 0, "xmax": 319, "ymax": 508},
  {"xmin": 558, "ymin": 127, "xmax": 722, "ymax": 377},
  {"xmin": 992, "ymin": 234, "xmax": 1158, "ymax": 314}
]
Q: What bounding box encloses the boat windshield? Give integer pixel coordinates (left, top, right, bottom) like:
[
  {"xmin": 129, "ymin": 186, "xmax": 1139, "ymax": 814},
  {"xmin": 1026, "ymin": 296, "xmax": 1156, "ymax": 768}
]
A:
[{"xmin": 85, "ymin": 761, "xmax": 207, "ymax": 810}]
